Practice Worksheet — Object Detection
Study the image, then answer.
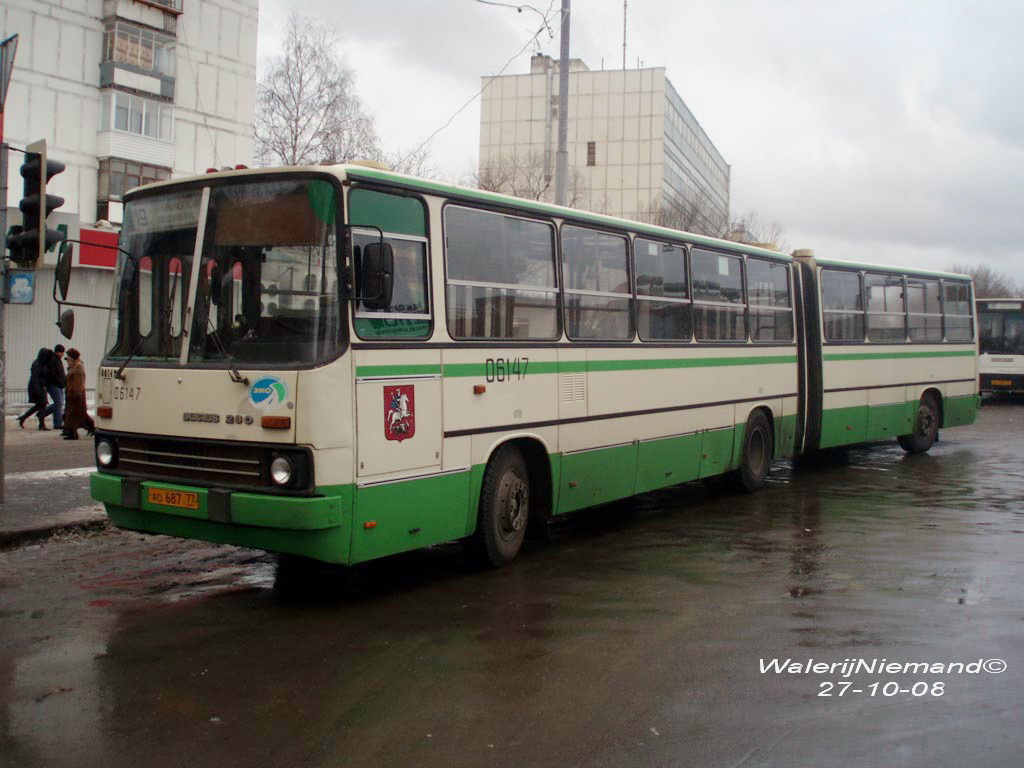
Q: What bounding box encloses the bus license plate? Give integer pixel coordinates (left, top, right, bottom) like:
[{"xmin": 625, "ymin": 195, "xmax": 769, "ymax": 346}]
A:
[
  {"xmin": 992, "ymin": 379, "xmax": 1013, "ymax": 387},
  {"xmin": 148, "ymin": 488, "xmax": 200, "ymax": 510}
]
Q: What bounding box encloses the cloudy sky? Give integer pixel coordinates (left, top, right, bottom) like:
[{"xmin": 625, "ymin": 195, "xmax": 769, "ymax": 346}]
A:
[{"xmin": 257, "ymin": 0, "xmax": 1024, "ymax": 283}]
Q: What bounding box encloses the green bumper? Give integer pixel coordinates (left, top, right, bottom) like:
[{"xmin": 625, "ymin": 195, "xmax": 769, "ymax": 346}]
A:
[{"xmin": 91, "ymin": 473, "xmax": 353, "ymax": 564}]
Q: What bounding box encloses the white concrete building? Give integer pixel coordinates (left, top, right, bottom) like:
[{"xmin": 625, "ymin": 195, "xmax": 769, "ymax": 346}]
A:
[
  {"xmin": 479, "ymin": 54, "xmax": 730, "ymax": 233},
  {"xmin": 2, "ymin": 0, "xmax": 257, "ymax": 406}
]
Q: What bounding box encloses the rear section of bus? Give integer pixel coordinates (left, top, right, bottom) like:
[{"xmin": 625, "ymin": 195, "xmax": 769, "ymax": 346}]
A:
[{"xmin": 793, "ymin": 252, "xmax": 979, "ymax": 452}]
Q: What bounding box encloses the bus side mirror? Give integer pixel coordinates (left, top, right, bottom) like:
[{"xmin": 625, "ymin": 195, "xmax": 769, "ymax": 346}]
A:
[
  {"xmin": 361, "ymin": 242, "xmax": 394, "ymax": 310},
  {"xmin": 56, "ymin": 241, "xmax": 73, "ymax": 300},
  {"xmin": 58, "ymin": 309, "xmax": 75, "ymax": 339}
]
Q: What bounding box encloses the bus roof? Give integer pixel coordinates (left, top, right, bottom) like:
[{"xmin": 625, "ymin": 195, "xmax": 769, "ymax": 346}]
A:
[
  {"xmin": 341, "ymin": 165, "xmax": 792, "ymax": 262},
  {"xmin": 809, "ymin": 255, "xmax": 972, "ymax": 282},
  {"xmin": 127, "ymin": 163, "xmax": 791, "ymax": 262}
]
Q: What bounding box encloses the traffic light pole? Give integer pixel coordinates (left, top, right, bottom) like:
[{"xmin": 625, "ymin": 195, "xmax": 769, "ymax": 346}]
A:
[
  {"xmin": 0, "ymin": 34, "xmax": 18, "ymax": 504},
  {"xmin": 1, "ymin": 140, "xmax": 9, "ymax": 503}
]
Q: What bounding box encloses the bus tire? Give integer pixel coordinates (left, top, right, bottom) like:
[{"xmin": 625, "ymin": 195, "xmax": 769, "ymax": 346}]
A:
[
  {"xmin": 474, "ymin": 445, "xmax": 530, "ymax": 567},
  {"xmin": 898, "ymin": 394, "xmax": 939, "ymax": 454},
  {"xmin": 737, "ymin": 410, "xmax": 773, "ymax": 492}
]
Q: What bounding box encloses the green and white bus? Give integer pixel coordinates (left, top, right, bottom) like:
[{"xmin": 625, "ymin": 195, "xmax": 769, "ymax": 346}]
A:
[
  {"xmin": 977, "ymin": 298, "xmax": 1024, "ymax": 396},
  {"xmin": 74, "ymin": 165, "xmax": 979, "ymax": 568}
]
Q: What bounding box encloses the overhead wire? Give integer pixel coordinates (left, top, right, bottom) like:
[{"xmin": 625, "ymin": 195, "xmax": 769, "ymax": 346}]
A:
[
  {"xmin": 176, "ymin": 14, "xmax": 223, "ymax": 167},
  {"xmin": 397, "ymin": 1, "xmax": 557, "ymax": 167}
]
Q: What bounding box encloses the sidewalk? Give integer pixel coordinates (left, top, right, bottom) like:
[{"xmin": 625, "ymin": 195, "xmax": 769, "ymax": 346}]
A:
[{"xmin": 0, "ymin": 416, "xmax": 107, "ymax": 549}]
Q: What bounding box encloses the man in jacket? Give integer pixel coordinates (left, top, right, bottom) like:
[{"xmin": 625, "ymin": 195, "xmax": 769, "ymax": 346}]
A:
[{"xmin": 43, "ymin": 344, "xmax": 67, "ymax": 431}]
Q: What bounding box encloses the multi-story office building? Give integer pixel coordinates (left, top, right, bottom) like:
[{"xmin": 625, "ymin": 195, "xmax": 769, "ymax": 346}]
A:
[
  {"xmin": 2, "ymin": 0, "xmax": 257, "ymax": 405},
  {"xmin": 479, "ymin": 54, "xmax": 730, "ymax": 233}
]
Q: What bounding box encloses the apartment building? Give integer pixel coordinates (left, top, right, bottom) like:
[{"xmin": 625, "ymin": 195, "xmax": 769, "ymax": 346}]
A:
[{"xmin": 2, "ymin": 0, "xmax": 257, "ymax": 403}]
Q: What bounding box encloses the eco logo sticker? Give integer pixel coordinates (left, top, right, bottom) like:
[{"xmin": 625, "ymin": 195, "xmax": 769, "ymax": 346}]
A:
[
  {"xmin": 249, "ymin": 376, "xmax": 288, "ymax": 410},
  {"xmin": 384, "ymin": 385, "xmax": 415, "ymax": 442}
]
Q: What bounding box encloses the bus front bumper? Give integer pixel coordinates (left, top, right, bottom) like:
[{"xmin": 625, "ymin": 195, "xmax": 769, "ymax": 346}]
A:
[
  {"xmin": 90, "ymin": 472, "xmax": 352, "ymax": 563},
  {"xmin": 981, "ymin": 374, "xmax": 1024, "ymax": 395}
]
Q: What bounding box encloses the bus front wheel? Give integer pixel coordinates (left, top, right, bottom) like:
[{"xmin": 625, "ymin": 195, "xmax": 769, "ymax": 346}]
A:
[
  {"xmin": 473, "ymin": 445, "xmax": 530, "ymax": 567},
  {"xmin": 898, "ymin": 394, "xmax": 939, "ymax": 454}
]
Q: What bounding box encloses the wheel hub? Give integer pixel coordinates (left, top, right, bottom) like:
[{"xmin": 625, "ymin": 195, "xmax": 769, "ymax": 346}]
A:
[
  {"xmin": 498, "ymin": 473, "xmax": 528, "ymax": 539},
  {"xmin": 918, "ymin": 407, "xmax": 935, "ymax": 436}
]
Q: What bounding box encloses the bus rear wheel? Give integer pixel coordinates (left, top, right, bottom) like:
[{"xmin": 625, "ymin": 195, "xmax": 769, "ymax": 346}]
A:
[
  {"xmin": 473, "ymin": 445, "xmax": 530, "ymax": 567},
  {"xmin": 737, "ymin": 410, "xmax": 773, "ymax": 492},
  {"xmin": 898, "ymin": 394, "xmax": 939, "ymax": 454}
]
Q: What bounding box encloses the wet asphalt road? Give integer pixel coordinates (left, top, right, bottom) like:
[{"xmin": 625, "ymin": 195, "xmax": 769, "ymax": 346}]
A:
[{"xmin": 1, "ymin": 401, "xmax": 1023, "ymax": 768}]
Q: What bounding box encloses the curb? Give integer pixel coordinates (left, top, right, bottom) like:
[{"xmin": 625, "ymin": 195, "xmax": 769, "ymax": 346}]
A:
[{"xmin": 0, "ymin": 516, "xmax": 109, "ymax": 551}]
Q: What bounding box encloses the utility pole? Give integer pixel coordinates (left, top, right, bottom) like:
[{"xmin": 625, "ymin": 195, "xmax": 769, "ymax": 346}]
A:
[
  {"xmin": 0, "ymin": 34, "xmax": 20, "ymax": 504},
  {"xmin": 554, "ymin": 0, "xmax": 571, "ymax": 207}
]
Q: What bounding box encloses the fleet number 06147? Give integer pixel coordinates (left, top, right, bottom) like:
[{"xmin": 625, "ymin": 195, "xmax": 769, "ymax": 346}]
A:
[{"xmin": 485, "ymin": 357, "xmax": 529, "ymax": 382}]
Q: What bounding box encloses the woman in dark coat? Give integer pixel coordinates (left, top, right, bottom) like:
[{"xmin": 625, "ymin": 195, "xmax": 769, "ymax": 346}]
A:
[
  {"xmin": 61, "ymin": 348, "xmax": 95, "ymax": 439},
  {"xmin": 18, "ymin": 348, "xmax": 52, "ymax": 430}
]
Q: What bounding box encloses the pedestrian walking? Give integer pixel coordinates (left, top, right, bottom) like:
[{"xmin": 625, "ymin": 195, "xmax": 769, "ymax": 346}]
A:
[
  {"xmin": 61, "ymin": 348, "xmax": 96, "ymax": 440},
  {"xmin": 17, "ymin": 348, "xmax": 53, "ymax": 430},
  {"xmin": 43, "ymin": 344, "xmax": 67, "ymax": 431}
]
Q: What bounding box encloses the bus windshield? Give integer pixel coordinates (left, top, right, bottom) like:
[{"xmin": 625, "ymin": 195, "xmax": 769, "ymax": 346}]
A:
[
  {"xmin": 105, "ymin": 177, "xmax": 342, "ymax": 367},
  {"xmin": 979, "ymin": 309, "xmax": 1024, "ymax": 355}
]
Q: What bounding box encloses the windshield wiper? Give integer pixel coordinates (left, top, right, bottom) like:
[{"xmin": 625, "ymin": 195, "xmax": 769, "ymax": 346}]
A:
[
  {"xmin": 114, "ymin": 338, "xmax": 145, "ymax": 381},
  {"xmin": 206, "ymin": 324, "xmax": 249, "ymax": 385}
]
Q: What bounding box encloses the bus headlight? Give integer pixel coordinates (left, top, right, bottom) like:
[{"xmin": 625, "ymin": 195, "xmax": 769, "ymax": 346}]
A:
[
  {"xmin": 270, "ymin": 455, "xmax": 293, "ymax": 486},
  {"xmin": 96, "ymin": 439, "xmax": 117, "ymax": 468}
]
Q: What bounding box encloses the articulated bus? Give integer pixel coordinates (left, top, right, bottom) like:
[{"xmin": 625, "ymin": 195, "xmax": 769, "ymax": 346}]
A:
[
  {"xmin": 977, "ymin": 298, "xmax": 1024, "ymax": 396},
  {"xmin": 72, "ymin": 165, "xmax": 979, "ymax": 568}
]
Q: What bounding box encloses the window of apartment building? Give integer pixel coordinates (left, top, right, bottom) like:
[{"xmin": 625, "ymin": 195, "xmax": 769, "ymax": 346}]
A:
[
  {"xmin": 104, "ymin": 22, "xmax": 176, "ymax": 77},
  {"xmin": 145, "ymin": 0, "xmax": 184, "ymax": 11},
  {"xmin": 587, "ymin": 142, "xmax": 596, "ymax": 166},
  {"xmin": 98, "ymin": 159, "xmax": 171, "ymax": 201},
  {"xmin": 101, "ymin": 92, "xmax": 173, "ymax": 141}
]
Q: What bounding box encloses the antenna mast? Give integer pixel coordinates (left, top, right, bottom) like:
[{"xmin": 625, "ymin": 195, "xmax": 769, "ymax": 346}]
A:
[{"xmin": 622, "ymin": 1, "xmax": 627, "ymax": 69}]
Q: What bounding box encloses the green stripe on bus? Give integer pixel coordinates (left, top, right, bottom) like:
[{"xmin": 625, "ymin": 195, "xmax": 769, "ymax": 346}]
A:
[
  {"xmin": 584, "ymin": 355, "xmax": 797, "ymax": 372},
  {"xmin": 442, "ymin": 361, "xmax": 560, "ymax": 377},
  {"xmin": 823, "ymin": 350, "xmax": 976, "ymax": 362},
  {"xmin": 356, "ymin": 364, "xmax": 442, "ymax": 378},
  {"xmin": 359, "ymin": 355, "xmax": 798, "ymax": 379}
]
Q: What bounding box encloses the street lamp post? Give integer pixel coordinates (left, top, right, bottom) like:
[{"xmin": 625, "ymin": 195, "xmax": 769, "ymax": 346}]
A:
[{"xmin": 554, "ymin": 0, "xmax": 571, "ymax": 207}]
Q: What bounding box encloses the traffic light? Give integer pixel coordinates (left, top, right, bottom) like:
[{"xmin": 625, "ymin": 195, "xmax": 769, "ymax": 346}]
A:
[{"xmin": 7, "ymin": 139, "xmax": 66, "ymax": 268}]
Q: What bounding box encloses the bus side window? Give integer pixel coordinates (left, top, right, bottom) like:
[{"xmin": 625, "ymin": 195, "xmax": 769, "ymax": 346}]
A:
[
  {"xmin": 445, "ymin": 206, "xmax": 559, "ymax": 340},
  {"xmin": 692, "ymin": 249, "xmax": 745, "ymax": 342},
  {"xmin": 907, "ymin": 278, "xmax": 942, "ymax": 341},
  {"xmin": 635, "ymin": 238, "xmax": 691, "ymax": 342},
  {"xmin": 821, "ymin": 269, "xmax": 864, "ymax": 342},
  {"xmin": 747, "ymin": 259, "xmax": 792, "ymax": 342},
  {"xmin": 865, "ymin": 273, "xmax": 907, "ymax": 342},
  {"xmin": 942, "ymin": 281, "xmax": 974, "ymax": 341},
  {"xmin": 561, "ymin": 224, "xmax": 632, "ymax": 340}
]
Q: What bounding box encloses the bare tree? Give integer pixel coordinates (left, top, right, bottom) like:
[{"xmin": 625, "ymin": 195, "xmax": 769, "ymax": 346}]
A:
[
  {"xmin": 474, "ymin": 151, "xmax": 552, "ymax": 200},
  {"xmin": 472, "ymin": 151, "xmax": 589, "ymax": 208},
  {"xmin": 726, "ymin": 211, "xmax": 786, "ymax": 250},
  {"xmin": 638, "ymin": 188, "xmax": 729, "ymax": 238},
  {"xmin": 375, "ymin": 144, "xmax": 439, "ymax": 178},
  {"xmin": 948, "ymin": 263, "xmax": 1021, "ymax": 298},
  {"xmin": 255, "ymin": 11, "xmax": 378, "ymax": 166}
]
